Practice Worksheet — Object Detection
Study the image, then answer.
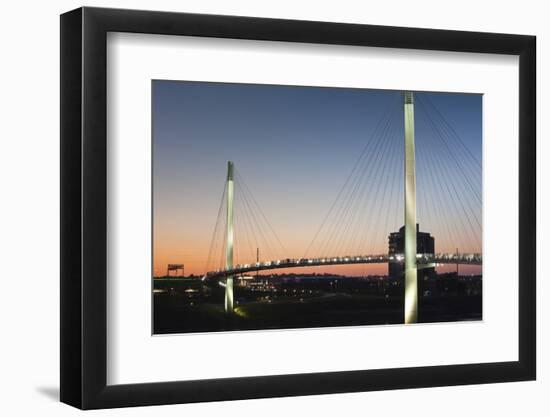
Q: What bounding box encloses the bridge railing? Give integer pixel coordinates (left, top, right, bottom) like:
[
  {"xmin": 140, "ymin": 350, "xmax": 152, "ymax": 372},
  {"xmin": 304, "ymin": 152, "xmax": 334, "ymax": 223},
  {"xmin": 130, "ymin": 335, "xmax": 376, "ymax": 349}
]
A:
[{"xmin": 203, "ymin": 252, "xmax": 482, "ymax": 280}]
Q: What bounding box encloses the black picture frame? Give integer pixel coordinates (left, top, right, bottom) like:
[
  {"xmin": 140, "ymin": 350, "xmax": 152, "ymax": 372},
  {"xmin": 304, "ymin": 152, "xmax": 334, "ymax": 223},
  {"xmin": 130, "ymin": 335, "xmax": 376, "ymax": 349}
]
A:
[{"xmin": 60, "ymin": 6, "xmax": 536, "ymax": 410}]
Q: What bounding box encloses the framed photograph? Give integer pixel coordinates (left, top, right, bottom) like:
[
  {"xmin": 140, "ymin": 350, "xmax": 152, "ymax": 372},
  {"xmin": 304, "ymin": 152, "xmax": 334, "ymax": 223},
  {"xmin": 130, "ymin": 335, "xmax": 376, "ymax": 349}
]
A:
[{"xmin": 60, "ymin": 6, "xmax": 536, "ymax": 409}]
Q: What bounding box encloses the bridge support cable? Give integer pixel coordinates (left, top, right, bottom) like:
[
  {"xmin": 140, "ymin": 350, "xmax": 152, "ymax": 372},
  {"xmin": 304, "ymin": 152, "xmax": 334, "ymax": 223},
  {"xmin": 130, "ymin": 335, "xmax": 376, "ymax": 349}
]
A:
[
  {"xmin": 332, "ymin": 108, "xmax": 399, "ymax": 257},
  {"xmin": 428, "ymin": 139, "xmax": 481, "ymax": 251},
  {"xmin": 348, "ymin": 112, "xmax": 398, "ymax": 256},
  {"xmin": 373, "ymin": 124, "xmax": 403, "ymax": 254},
  {"xmin": 234, "ymin": 181, "xmax": 263, "ymax": 264},
  {"xmin": 345, "ymin": 127, "xmax": 397, "ymax": 256},
  {"xmin": 419, "ymin": 94, "xmax": 482, "ymax": 169},
  {"xmin": 315, "ymin": 110, "xmax": 394, "ymax": 258},
  {"xmin": 204, "ymin": 181, "xmax": 228, "ymax": 274},
  {"xmin": 235, "ymin": 183, "xmax": 279, "ymax": 267},
  {"xmin": 382, "ymin": 134, "xmax": 404, "ymax": 252},
  {"xmin": 339, "ymin": 108, "xmax": 402, "ymax": 255},
  {"xmin": 233, "ymin": 183, "xmax": 259, "ymax": 266},
  {"xmin": 427, "ymin": 116, "xmax": 482, "ymax": 234},
  {"xmin": 416, "ymin": 97, "xmax": 482, "ymax": 253},
  {"xmin": 362, "ymin": 115, "xmax": 404, "ymax": 256},
  {"xmin": 236, "ymin": 170, "xmax": 287, "ymax": 258},
  {"xmin": 302, "ymin": 99, "xmax": 399, "ymax": 259},
  {"xmin": 419, "ymin": 124, "xmax": 475, "ymax": 253},
  {"xmin": 416, "ymin": 139, "xmax": 458, "ymax": 254},
  {"xmin": 233, "ymin": 170, "xmax": 287, "ymax": 267},
  {"xmin": 416, "ymin": 94, "xmax": 482, "ymax": 185},
  {"xmin": 416, "ymin": 96, "xmax": 482, "ymax": 205},
  {"xmin": 236, "ymin": 183, "xmax": 274, "ymax": 263},
  {"xmin": 316, "ymin": 99, "xmax": 405, "ymax": 258},
  {"xmin": 415, "ymin": 113, "xmax": 469, "ymax": 253}
]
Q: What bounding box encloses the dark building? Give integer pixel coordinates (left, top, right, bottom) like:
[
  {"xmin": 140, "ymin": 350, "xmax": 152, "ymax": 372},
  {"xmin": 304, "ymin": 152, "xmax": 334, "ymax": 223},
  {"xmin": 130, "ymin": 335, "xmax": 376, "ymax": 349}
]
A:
[{"xmin": 388, "ymin": 224, "xmax": 435, "ymax": 280}]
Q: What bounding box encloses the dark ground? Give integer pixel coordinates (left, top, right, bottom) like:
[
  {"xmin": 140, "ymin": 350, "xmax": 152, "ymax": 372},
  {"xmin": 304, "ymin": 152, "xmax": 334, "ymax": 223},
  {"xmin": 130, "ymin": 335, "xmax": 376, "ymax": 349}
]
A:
[{"xmin": 153, "ymin": 276, "xmax": 482, "ymax": 334}]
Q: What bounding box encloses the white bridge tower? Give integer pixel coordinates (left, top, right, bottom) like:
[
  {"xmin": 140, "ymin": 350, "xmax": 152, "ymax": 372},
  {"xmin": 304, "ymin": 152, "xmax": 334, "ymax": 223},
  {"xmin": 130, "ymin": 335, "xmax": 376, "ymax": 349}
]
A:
[
  {"xmin": 225, "ymin": 161, "xmax": 235, "ymax": 313},
  {"xmin": 404, "ymin": 92, "xmax": 418, "ymax": 324}
]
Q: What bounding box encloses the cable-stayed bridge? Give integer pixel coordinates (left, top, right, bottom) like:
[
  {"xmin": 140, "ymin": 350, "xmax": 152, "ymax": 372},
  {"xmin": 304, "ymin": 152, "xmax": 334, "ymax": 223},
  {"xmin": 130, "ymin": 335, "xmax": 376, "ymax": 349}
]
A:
[{"xmin": 199, "ymin": 92, "xmax": 482, "ymax": 324}]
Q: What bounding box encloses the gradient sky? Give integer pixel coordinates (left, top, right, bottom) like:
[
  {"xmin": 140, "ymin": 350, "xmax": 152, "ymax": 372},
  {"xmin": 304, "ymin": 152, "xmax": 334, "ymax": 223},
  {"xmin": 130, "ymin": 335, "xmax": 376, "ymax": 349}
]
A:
[{"xmin": 153, "ymin": 81, "xmax": 482, "ymax": 277}]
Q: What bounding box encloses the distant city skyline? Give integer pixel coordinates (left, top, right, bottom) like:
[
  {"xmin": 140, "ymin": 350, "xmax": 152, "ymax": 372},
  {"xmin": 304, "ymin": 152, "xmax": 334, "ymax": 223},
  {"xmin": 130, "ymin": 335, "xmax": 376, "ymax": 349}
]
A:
[{"xmin": 153, "ymin": 80, "xmax": 482, "ymax": 277}]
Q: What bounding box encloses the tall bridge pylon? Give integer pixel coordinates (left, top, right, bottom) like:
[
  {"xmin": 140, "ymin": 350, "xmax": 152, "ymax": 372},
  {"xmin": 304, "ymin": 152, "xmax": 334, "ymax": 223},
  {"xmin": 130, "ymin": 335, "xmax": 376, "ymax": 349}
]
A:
[
  {"xmin": 225, "ymin": 161, "xmax": 235, "ymax": 313},
  {"xmin": 404, "ymin": 91, "xmax": 418, "ymax": 324}
]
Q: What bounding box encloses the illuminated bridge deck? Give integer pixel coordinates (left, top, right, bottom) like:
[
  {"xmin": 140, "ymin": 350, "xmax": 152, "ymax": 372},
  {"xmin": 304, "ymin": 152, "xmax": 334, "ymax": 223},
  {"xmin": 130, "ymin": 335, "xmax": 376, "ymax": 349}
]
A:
[{"xmin": 203, "ymin": 253, "xmax": 482, "ymax": 280}]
